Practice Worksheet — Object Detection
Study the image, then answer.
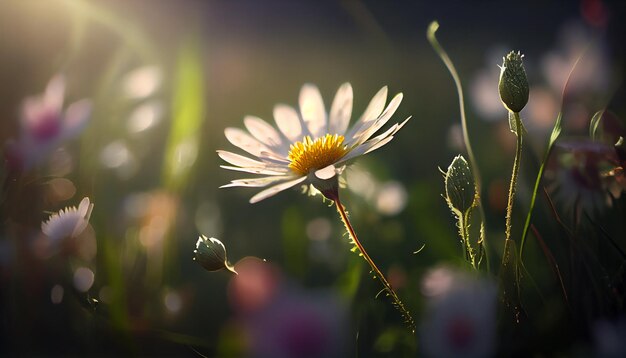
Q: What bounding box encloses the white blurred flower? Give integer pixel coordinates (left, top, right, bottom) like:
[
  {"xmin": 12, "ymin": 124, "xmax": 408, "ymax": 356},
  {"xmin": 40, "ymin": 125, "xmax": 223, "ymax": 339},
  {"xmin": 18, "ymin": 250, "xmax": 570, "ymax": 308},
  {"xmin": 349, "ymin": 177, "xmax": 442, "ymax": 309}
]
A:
[
  {"xmin": 4, "ymin": 75, "xmax": 92, "ymax": 172},
  {"xmin": 42, "ymin": 197, "xmax": 94, "ymax": 242},
  {"xmin": 375, "ymin": 181, "xmax": 408, "ymax": 216},
  {"xmin": 73, "ymin": 266, "xmax": 95, "ymax": 292},
  {"xmin": 219, "ymin": 83, "xmax": 410, "ymax": 203},
  {"xmin": 420, "ymin": 266, "xmax": 497, "ymax": 358},
  {"xmin": 122, "ymin": 66, "xmax": 162, "ymax": 98},
  {"xmin": 541, "ymin": 22, "xmax": 609, "ymax": 95}
]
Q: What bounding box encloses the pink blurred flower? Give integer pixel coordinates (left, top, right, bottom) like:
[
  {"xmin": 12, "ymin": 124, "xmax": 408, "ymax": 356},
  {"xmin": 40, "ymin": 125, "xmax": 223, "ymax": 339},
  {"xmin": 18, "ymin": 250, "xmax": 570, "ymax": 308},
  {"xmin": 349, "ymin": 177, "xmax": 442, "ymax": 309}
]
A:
[
  {"xmin": 4, "ymin": 75, "xmax": 92, "ymax": 172},
  {"xmin": 246, "ymin": 288, "xmax": 347, "ymax": 358},
  {"xmin": 228, "ymin": 257, "xmax": 282, "ymax": 315},
  {"xmin": 227, "ymin": 257, "xmax": 347, "ymax": 357},
  {"xmin": 419, "ymin": 266, "xmax": 497, "ymax": 358},
  {"xmin": 547, "ymin": 139, "xmax": 623, "ymax": 215}
]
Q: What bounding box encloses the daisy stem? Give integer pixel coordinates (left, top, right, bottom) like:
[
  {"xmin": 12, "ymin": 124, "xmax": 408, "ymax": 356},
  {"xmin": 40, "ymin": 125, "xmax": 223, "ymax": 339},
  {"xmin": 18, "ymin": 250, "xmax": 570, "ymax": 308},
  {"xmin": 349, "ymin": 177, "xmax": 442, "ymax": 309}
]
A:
[
  {"xmin": 504, "ymin": 112, "xmax": 523, "ymax": 250},
  {"xmin": 334, "ymin": 197, "xmax": 416, "ymax": 333},
  {"xmin": 459, "ymin": 213, "xmax": 476, "ymax": 269}
]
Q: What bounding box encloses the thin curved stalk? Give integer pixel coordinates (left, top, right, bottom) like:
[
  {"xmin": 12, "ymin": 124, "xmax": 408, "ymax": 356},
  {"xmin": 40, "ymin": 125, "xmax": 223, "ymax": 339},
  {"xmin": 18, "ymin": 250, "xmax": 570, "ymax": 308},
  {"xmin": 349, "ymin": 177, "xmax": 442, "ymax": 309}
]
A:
[{"xmin": 427, "ymin": 21, "xmax": 489, "ymax": 271}]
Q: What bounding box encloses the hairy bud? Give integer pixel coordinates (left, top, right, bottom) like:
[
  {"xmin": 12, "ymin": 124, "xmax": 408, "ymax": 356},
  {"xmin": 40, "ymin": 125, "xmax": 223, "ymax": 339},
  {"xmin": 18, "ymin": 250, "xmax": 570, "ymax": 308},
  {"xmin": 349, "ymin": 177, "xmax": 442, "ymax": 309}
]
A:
[{"xmin": 499, "ymin": 51, "xmax": 529, "ymax": 113}]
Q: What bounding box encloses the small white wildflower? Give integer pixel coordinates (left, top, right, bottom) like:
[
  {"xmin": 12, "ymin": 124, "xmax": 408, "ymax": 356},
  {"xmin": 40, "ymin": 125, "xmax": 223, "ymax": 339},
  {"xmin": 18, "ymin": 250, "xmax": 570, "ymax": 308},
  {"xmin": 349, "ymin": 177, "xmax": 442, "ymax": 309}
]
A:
[
  {"xmin": 218, "ymin": 83, "xmax": 410, "ymax": 203},
  {"xmin": 42, "ymin": 197, "xmax": 94, "ymax": 242}
]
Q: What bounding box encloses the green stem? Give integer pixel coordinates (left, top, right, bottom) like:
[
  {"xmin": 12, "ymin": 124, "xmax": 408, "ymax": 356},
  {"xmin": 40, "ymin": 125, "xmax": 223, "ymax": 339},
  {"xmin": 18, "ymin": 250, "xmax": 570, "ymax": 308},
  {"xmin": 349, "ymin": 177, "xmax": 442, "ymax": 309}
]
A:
[
  {"xmin": 334, "ymin": 197, "xmax": 416, "ymax": 333},
  {"xmin": 459, "ymin": 213, "xmax": 476, "ymax": 269},
  {"xmin": 518, "ymin": 116, "xmax": 559, "ymax": 259},
  {"xmin": 427, "ymin": 21, "xmax": 489, "ymax": 272},
  {"xmin": 504, "ymin": 111, "xmax": 523, "ymax": 246}
]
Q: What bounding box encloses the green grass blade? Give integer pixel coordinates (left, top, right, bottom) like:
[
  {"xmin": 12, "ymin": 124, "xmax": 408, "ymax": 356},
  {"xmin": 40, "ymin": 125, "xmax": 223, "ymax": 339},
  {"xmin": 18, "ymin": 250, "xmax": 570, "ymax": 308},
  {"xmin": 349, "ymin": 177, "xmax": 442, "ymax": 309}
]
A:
[
  {"xmin": 518, "ymin": 47, "xmax": 589, "ymax": 260},
  {"xmin": 162, "ymin": 37, "xmax": 205, "ymax": 192},
  {"xmin": 589, "ymin": 110, "xmax": 607, "ymax": 140}
]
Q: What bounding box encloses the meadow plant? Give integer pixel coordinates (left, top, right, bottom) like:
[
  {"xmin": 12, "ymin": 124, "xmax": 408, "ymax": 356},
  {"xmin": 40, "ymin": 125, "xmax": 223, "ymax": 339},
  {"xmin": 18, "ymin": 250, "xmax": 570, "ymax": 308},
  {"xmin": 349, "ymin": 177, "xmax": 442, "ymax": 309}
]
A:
[
  {"xmin": 0, "ymin": 6, "xmax": 624, "ymax": 357},
  {"xmin": 218, "ymin": 83, "xmax": 416, "ymax": 331}
]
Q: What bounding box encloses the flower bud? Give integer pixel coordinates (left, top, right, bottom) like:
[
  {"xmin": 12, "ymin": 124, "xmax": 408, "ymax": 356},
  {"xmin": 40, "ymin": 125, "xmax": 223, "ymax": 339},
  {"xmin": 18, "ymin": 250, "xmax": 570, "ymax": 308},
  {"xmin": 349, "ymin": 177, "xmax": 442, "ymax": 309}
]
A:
[
  {"xmin": 499, "ymin": 51, "xmax": 529, "ymax": 113},
  {"xmin": 193, "ymin": 235, "xmax": 237, "ymax": 274},
  {"xmin": 444, "ymin": 155, "xmax": 477, "ymax": 216}
]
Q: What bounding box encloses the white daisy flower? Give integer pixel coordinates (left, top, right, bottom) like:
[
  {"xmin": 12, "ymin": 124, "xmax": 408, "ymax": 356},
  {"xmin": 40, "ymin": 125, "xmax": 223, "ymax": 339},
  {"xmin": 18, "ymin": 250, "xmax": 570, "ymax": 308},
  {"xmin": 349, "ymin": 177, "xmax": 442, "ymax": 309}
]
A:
[
  {"xmin": 4, "ymin": 75, "xmax": 92, "ymax": 172},
  {"xmin": 218, "ymin": 83, "xmax": 410, "ymax": 203},
  {"xmin": 42, "ymin": 197, "xmax": 94, "ymax": 243}
]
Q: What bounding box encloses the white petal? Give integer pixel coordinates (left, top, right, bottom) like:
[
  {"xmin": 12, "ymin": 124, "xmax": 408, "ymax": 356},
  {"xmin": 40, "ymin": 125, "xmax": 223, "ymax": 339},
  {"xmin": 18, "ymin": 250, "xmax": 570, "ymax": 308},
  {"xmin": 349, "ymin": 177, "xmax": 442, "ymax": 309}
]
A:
[
  {"xmin": 220, "ymin": 165, "xmax": 287, "ymax": 176},
  {"xmin": 42, "ymin": 205, "xmax": 88, "ymax": 241},
  {"xmin": 345, "ymin": 86, "xmax": 388, "ymax": 139},
  {"xmin": 365, "ymin": 135, "xmax": 397, "ymax": 155},
  {"xmin": 71, "ymin": 219, "xmax": 89, "ymax": 239},
  {"xmin": 357, "ymin": 115, "xmax": 411, "ymax": 148},
  {"xmin": 77, "ymin": 197, "xmax": 91, "ymax": 218},
  {"xmin": 339, "ymin": 136, "xmax": 395, "ymax": 164},
  {"xmin": 249, "ymin": 176, "xmax": 307, "ymax": 203},
  {"xmin": 62, "ymin": 100, "xmax": 92, "ymax": 140},
  {"xmin": 274, "ymin": 104, "xmax": 303, "ymax": 142},
  {"xmin": 218, "ymin": 150, "xmax": 273, "ymax": 169},
  {"xmin": 220, "ymin": 175, "xmax": 296, "ymax": 188},
  {"xmin": 338, "ymin": 116, "xmax": 410, "ymax": 165},
  {"xmin": 258, "ymin": 150, "xmax": 290, "ymax": 164},
  {"xmin": 350, "ymin": 93, "xmax": 403, "ymax": 146},
  {"xmin": 314, "ymin": 165, "xmax": 338, "ymax": 180},
  {"xmin": 224, "ymin": 127, "xmax": 270, "ymax": 157},
  {"xmin": 328, "ymin": 83, "xmax": 353, "ymax": 135},
  {"xmin": 243, "ymin": 115, "xmax": 285, "ymax": 153},
  {"xmin": 299, "ymin": 84, "xmax": 326, "ymax": 139}
]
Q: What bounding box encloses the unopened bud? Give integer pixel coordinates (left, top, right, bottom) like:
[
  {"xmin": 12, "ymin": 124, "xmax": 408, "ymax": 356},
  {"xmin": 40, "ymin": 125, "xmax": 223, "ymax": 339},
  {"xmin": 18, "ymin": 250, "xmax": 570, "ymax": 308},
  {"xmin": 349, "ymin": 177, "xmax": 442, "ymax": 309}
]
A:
[
  {"xmin": 499, "ymin": 51, "xmax": 529, "ymax": 113},
  {"xmin": 193, "ymin": 235, "xmax": 237, "ymax": 274},
  {"xmin": 444, "ymin": 155, "xmax": 477, "ymax": 215}
]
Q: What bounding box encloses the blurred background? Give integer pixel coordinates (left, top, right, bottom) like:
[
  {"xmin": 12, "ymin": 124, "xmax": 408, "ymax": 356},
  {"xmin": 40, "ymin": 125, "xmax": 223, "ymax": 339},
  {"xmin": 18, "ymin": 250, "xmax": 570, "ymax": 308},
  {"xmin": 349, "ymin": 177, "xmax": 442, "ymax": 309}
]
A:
[{"xmin": 0, "ymin": 0, "xmax": 624, "ymax": 356}]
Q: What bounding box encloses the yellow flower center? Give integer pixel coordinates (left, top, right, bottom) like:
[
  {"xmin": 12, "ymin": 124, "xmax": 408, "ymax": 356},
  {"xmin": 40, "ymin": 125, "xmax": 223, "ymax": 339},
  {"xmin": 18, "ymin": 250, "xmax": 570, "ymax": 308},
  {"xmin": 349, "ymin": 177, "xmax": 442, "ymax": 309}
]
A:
[{"xmin": 288, "ymin": 134, "xmax": 348, "ymax": 175}]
